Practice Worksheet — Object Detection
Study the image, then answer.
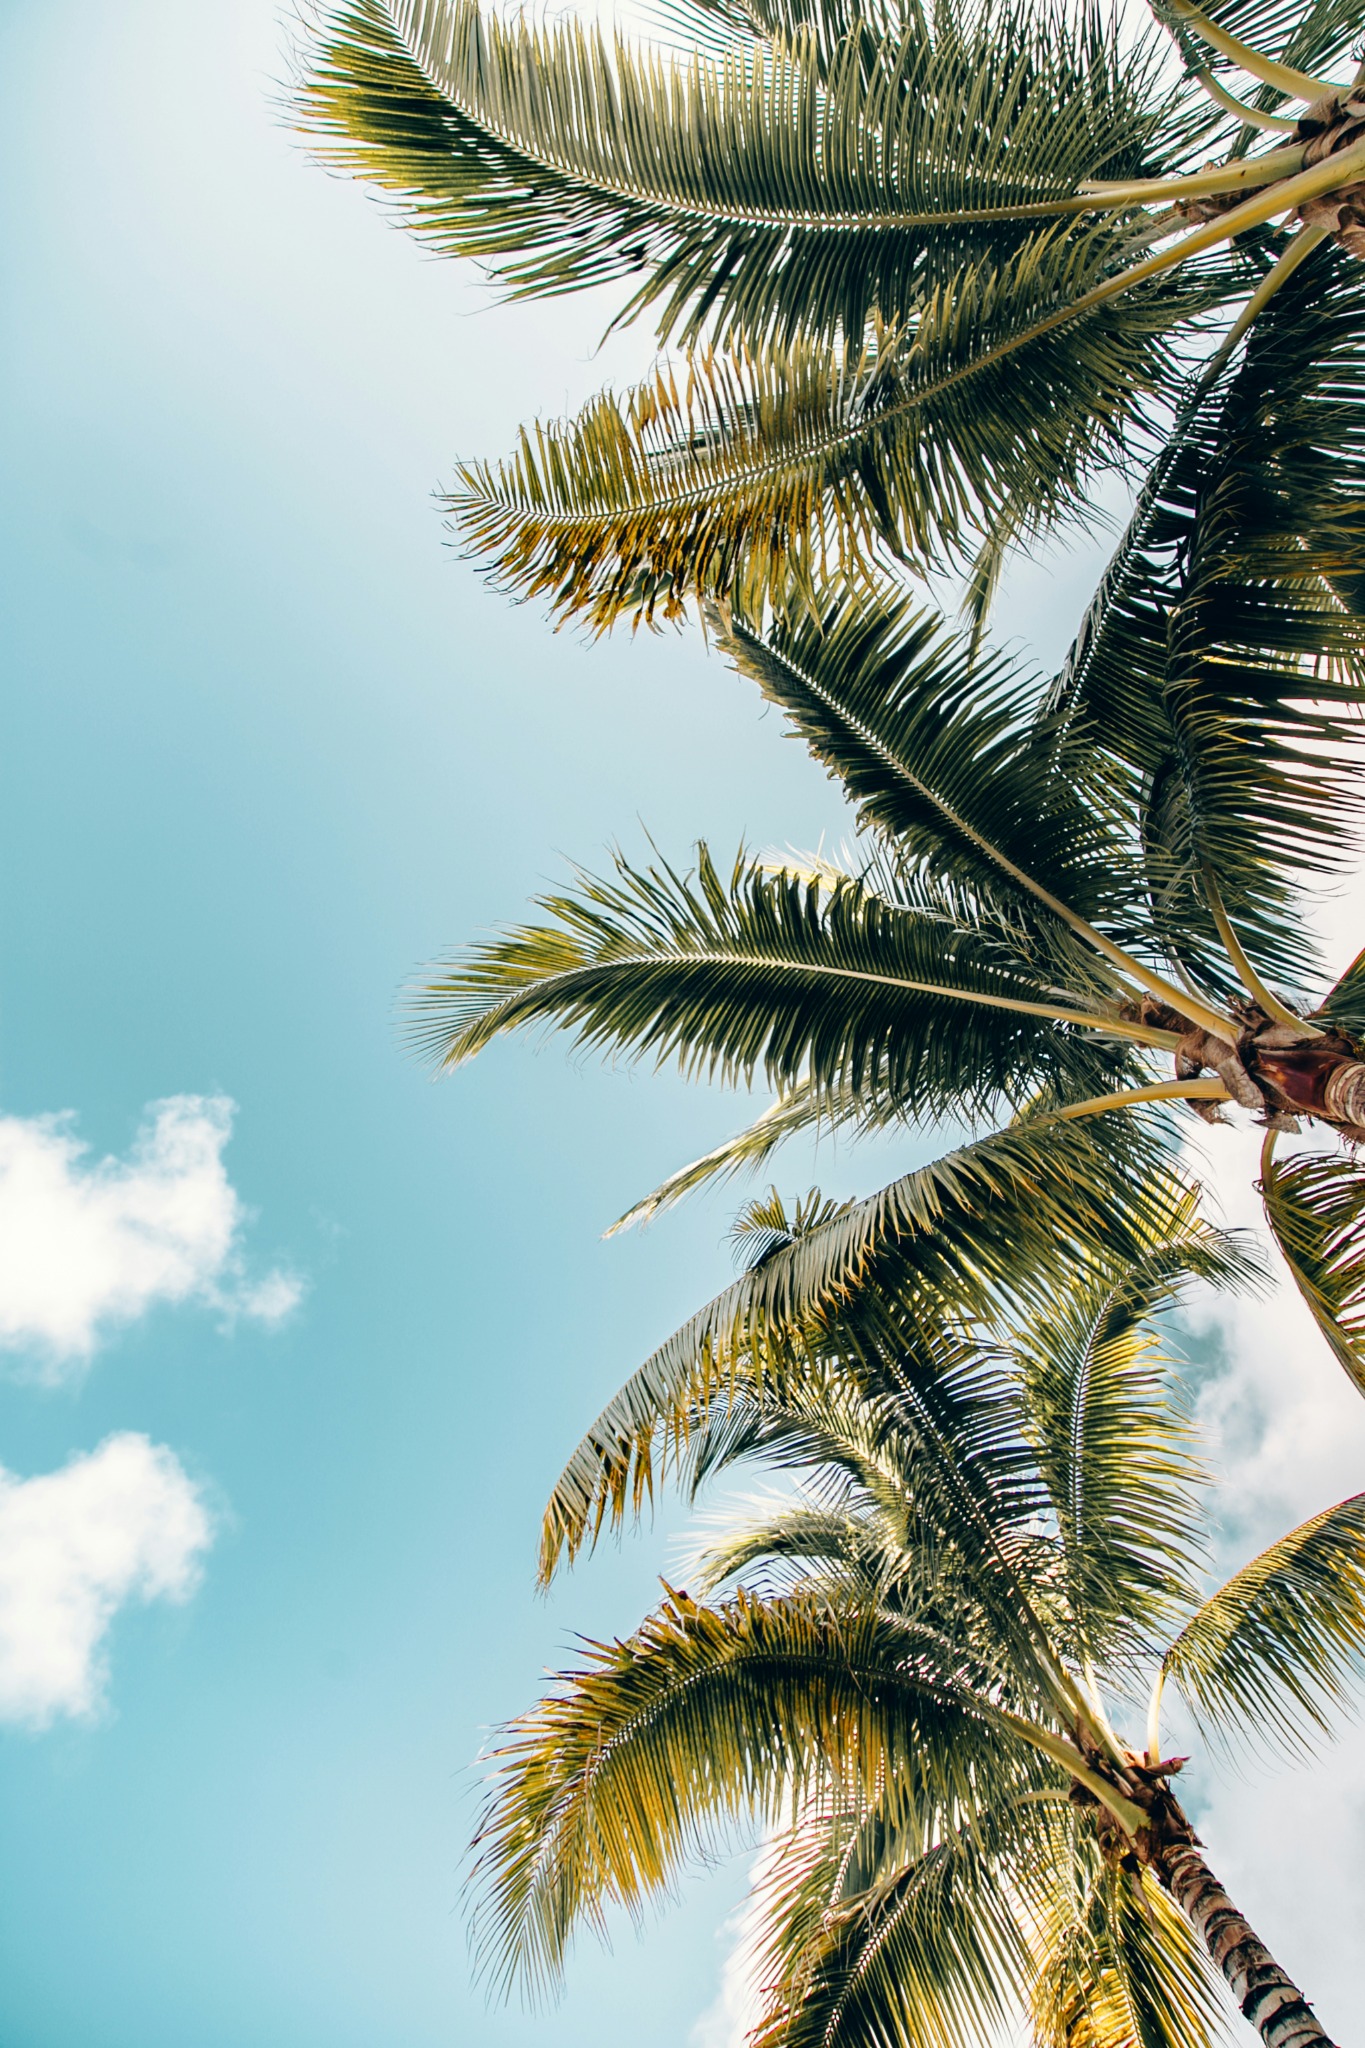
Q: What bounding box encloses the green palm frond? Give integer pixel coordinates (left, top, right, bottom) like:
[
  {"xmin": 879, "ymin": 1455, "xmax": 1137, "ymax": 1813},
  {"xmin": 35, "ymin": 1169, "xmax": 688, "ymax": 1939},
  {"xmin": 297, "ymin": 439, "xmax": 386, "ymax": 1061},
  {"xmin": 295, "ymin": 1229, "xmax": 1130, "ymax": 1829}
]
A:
[
  {"xmin": 714, "ymin": 580, "xmax": 1147, "ymax": 953},
  {"xmin": 1048, "ymin": 242, "xmax": 1365, "ymax": 997},
  {"xmin": 410, "ymin": 843, "xmax": 1160, "ymax": 1124},
  {"xmin": 296, "ymin": 0, "xmax": 1179, "ymax": 350},
  {"xmin": 448, "ymin": 236, "xmax": 1228, "ymax": 629},
  {"xmin": 1167, "ymin": 0, "xmax": 1365, "ymax": 98},
  {"xmin": 1259, "ymin": 1141, "xmax": 1365, "ymax": 1397},
  {"xmin": 538, "ymin": 1125, "xmax": 1186, "ymax": 1582},
  {"xmin": 641, "ymin": 0, "xmax": 919, "ymax": 72},
  {"xmin": 1015, "ymin": 1221, "xmax": 1256, "ymax": 1667},
  {"xmin": 745, "ymin": 1790, "xmax": 1222, "ymax": 2048},
  {"xmin": 1030, "ymin": 1846, "xmax": 1228, "ymax": 2048},
  {"xmin": 752, "ymin": 1814, "xmax": 1039, "ymax": 2048},
  {"xmin": 687, "ymin": 1495, "xmax": 899, "ymax": 1596},
  {"xmin": 469, "ymin": 1582, "xmax": 1009, "ymax": 1995},
  {"xmin": 1159, "ymin": 1492, "xmax": 1365, "ymax": 1758},
  {"xmin": 1314, "ymin": 942, "xmax": 1365, "ymax": 1037},
  {"xmin": 674, "ymin": 1303, "xmax": 1046, "ymax": 1552},
  {"xmin": 611, "ymin": 1076, "xmax": 907, "ymax": 1232}
]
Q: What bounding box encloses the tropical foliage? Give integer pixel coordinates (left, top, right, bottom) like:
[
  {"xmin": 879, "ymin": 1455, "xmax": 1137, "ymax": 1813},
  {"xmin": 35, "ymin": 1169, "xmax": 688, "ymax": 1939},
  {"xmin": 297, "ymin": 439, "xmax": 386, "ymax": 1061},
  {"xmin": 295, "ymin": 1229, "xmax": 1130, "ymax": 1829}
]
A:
[
  {"xmin": 295, "ymin": 0, "xmax": 1365, "ymax": 2040},
  {"xmin": 297, "ymin": 0, "xmax": 1365, "ymax": 627},
  {"xmin": 411, "ymin": 240, "xmax": 1365, "ymax": 1399},
  {"xmin": 474, "ymin": 1181, "xmax": 1362, "ymax": 2046}
]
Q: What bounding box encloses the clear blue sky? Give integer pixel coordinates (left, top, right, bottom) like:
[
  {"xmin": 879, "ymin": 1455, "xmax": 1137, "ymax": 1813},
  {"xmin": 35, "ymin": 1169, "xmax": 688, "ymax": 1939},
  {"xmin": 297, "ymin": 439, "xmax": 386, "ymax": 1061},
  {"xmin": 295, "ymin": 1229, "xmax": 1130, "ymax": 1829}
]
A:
[{"xmin": 1, "ymin": 5, "xmax": 1361, "ymax": 2046}]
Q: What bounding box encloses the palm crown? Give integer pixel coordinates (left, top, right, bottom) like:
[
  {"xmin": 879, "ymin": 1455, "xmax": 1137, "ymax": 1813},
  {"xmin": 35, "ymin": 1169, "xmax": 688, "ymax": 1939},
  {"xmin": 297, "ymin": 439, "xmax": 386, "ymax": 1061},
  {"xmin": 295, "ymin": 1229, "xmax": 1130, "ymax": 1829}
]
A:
[
  {"xmin": 299, "ymin": 0, "xmax": 1365, "ymax": 627},
  {"xmin": 474, "ymin": 1181, "xmax": 1365, "ymax": 2046},
  {"xmin": 409, "ymin": 246, "xmax": 1365, "ymax": 1399}
]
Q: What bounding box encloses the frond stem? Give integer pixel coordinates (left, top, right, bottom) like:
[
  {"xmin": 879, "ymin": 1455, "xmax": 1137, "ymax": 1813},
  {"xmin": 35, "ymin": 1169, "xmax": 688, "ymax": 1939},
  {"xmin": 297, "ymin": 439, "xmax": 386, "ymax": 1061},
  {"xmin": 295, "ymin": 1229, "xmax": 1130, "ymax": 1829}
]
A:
[
  {"xmin": 1191, "ymin": 66, "xmax": 1300, "ymax": 130},
  {"xmin": 1079, "ymin": 141, "xmax": 1304, "ymax": 203},
  {"xmin": 1050, "ymin": 1078, "xmax": 1232, "ymax": 1120},
  {"xmin": 1080, "ymin": 1656, "xmax": 1126, "ymax": 1759},
  {"xmin": 996, "ymin": 1711, "xmax": 1148, "ymax": 1835},
  {"xmin": 1209, "ymin": 220, "xmax": 1330, "ymax": 365},
  {"xmin": 1145, "ymin": 1659, "xmax": 1168, "ymax": 1764},
  {"xmin": 1155, "ymin": 0, "xmax": 1340, "ymax": 100},
  {"xmin": 440, "ymin": 952, "xmax": 1189, "ymax": 1064},
  {"xmin": 1260, "ymin": 1124, "xmax": 1279, "ymax": 1185},
  {"xmin": 1202, "ymin": 866, "xmax": 1323, "ymax": 1034}
]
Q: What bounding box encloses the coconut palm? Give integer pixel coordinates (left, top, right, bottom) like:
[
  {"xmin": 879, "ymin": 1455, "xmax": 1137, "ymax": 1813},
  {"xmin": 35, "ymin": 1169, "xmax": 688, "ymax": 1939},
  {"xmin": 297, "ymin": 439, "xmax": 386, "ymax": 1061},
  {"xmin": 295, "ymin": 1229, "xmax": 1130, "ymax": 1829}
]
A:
[
  {"xmin": 473, "ymin": 1182, "xmax": 1365, "ymax": 2046},
  {"xmin": 409, "ymin": 246, "xmax": 1365, "ymax": 1400},
  {"xmin": 297, "ymin": 0, "xmax": 1365, "ymax": 628}
]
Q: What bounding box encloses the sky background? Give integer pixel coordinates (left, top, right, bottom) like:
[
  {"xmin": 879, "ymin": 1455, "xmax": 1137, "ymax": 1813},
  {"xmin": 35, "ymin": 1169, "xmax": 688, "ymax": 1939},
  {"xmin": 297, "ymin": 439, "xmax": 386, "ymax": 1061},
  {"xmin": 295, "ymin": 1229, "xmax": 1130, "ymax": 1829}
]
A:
[{"xmin": 0, "ymin": 2, "xmax": 1363, "ymax": 2043}]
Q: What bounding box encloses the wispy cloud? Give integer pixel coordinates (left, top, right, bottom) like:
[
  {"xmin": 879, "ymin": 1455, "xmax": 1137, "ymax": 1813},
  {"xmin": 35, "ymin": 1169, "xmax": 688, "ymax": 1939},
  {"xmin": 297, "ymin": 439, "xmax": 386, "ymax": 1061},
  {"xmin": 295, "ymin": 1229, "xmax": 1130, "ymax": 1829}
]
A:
[
  {"xmin": 0, "ymin": 1433, "xmax": 213, "ymax": 1727},
  {"xmin": 0, "ymin": 1095, "xmax": 302, "ymax": 1376},
  {"xmin": 689, "ymin": 1859, "xmax": 768, "ymax": 2048}
]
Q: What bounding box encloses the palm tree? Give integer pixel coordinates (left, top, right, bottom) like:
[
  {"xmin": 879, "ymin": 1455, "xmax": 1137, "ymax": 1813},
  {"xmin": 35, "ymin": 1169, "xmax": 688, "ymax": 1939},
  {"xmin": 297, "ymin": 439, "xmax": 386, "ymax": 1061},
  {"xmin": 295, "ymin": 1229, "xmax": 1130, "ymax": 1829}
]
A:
[
  {"xmin": 297, "ymin": 0, "xmax": 1365, "ymax": 629},
  {"xmin": 408, "ymin": 246, "xmax": 1365, "ymax": 1399},
  {"xmin": 473, "ymin": 1181, "xmax": 1365, "ymax": 2047}
]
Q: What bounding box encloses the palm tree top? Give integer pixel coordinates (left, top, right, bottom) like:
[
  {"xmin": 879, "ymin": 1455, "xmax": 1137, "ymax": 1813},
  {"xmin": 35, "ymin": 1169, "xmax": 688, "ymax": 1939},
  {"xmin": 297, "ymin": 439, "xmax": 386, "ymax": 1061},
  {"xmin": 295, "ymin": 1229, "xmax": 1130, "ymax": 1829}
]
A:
[
  {"xmin": 473, "ymin": 1181, "xmax": 1363, "ymax": 2044},
  {"xmin": 297, "ymin": 0, "xmax": 1365, "ymax": 627}
]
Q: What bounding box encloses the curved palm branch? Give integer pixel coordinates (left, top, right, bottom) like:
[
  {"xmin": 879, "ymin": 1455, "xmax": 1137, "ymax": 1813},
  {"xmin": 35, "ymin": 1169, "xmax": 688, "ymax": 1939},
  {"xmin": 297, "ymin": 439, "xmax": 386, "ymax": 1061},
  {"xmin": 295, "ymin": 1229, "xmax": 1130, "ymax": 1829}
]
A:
[
  {"xmin": 1028, "ymin": 1845, "xmax": 1228, "ymax": 2048},
  {"xmin": 295, "ymin": 0, "xmax": 1181, "ymax": 349},
  {"xmin": 1155, "ymin": 0, "xmax": 1365, "ymax": 110},
  {"xmin": 538, "ymin": 1121, "xmax": 1188, "ymax": 1581},
  {"xmin": 447, "ymin": 230, "xmax": 1229, "ymax": 630},
  {"xmin": 469, "ymin": 1583, "xmax": 1012, "ymax": 1995},
  {"xmin": 1047, "ymin": 242, "xmax": 1365, "ymax": 997},
  {"xmin": 687, "ymin": 1493, "xmax": 902, "ymax": 1596},
  {"xmin": 411, "ymin": 843, "xmax": 1176, "ymax": 1119},
  {"xmin": 670, "ymin": 1321, "xmax": 1053, "ymax": 1620},
  {"xmin": 1156, "ymin": 1492, "xmax": 1365, "ymax": 1759},
  {"xmin": 609, "ymin": 1074, "xmax": 906, "ymax": 1231},
  {"xmin": 1259, "ymin": 1139, "xmax": 1365, "ymax": 1397},
  {"xmin": 751, "ymin": 1812, "xmax": 1042, "ymax": 2048},
  {"xmin": 1014, "ymin": 1228, "xmax": 1254, "ymax": 1669},
  {"xmin": 712, "ymin": 579, "xmax": 1189, "ymax": 996},
  {"xmin": 716, "ymin": 588, "xmax": 1134, "ymax": 917}
]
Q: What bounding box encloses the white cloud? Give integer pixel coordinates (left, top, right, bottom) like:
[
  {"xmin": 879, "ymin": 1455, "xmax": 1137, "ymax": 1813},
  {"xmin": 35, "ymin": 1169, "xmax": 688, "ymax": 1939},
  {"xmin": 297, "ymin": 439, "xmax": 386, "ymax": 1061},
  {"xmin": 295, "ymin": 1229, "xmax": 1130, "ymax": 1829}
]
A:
[
  {"xmin": 689, "ymin": 1857, "xmax": 769, "ymax": 2048},
  {"xmin": 0, "ymin": 1095, "xmax": 302, "ymax": 1375},
  {"xmin": 0, "ymin": 1433, "xmax": 213, "ymax": 1727}
]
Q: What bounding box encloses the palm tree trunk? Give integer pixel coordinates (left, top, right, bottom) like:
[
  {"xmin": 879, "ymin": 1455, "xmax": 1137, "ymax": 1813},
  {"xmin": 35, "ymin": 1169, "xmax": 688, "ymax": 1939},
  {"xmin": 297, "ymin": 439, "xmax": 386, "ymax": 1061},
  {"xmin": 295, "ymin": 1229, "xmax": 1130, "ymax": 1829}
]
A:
[{"xmin": 1152, "ymin": 1837, "xmax": 1337, "ymax": 2047}]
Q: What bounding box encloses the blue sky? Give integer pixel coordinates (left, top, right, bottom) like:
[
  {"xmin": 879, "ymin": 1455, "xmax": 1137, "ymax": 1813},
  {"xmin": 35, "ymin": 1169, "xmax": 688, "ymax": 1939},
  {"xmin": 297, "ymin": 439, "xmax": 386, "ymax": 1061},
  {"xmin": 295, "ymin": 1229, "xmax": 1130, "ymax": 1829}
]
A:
[{"xmin": 1, "ymin": 3, "xmax": 1363, "ymax": 2045}]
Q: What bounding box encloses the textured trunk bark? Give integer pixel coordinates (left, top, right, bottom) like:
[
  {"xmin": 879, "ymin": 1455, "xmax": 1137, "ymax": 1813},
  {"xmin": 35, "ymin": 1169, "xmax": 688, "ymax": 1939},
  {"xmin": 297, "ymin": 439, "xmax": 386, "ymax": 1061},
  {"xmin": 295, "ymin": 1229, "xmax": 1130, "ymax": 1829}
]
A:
[
  {"xmin": 1248, "ymin": 1039, "xmax": 1365, "ymax": 1137},
  {"xmin": 1152, "ymin": 1837, "xmax": 1338, "ymax": 2047}
]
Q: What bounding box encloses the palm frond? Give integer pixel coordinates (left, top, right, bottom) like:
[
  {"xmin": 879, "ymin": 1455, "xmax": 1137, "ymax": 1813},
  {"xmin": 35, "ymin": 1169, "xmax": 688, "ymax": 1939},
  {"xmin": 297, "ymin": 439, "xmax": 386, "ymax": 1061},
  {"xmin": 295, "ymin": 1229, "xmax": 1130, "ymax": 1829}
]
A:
[
  {"xmin": 538, "ymin": 1120, "xmax": 1185, "ymax": 1582},
  {"xmin": 1259, "ymin": 1142, "xmax": 1365, "ymax": 1398},
  {"xmin": 412, "ymin": 844, "xmax": 1154, "ymax": 1119},
  {"xmin": 296, "ymin": 0, "xmax": 1180, "ymax": 349},
  {"xmin": 448, "ymin": 238, "xmax": 1229, "ymax": 629},
  {"xmin": 1160, "ymin": 1492, "xmax": 1365, "ymax": 1758},
  {"xmin": 1015, "ymin": 1217, "xmax": 1256, "ymax": 1666},
  {"xmin": 752, "ymin": 1812, "xmax": 1038, "ymax": 2048},
  {"xmin": 687, "ymin": 1496, "xmax": 898, "ymax": 1597},
  {"xmin": 1048, "ymin": 241, "xmax": 1365, "ymax": 998},
  {"xmin": 715, "ymin": 579, "xmax": 1148, "ymax": 954},
  {"xmin": 1314, "ymin": 942, "xmax": 1365, "ymax": 1037},
  {"xmin": 1030, "ymin": 1845, "xmax": 1228, "ymax": 2048},
  {"xmin": 610, "ymin": 1075, "xmax": 907, "ymax": 1232},
  {"xmin": 1164, "ymin": 0, "xmax": 1365, "ymax": 104},
  {"xmin": 469, "ymin": 1583, "xmax": 1008, "ymax": 1995}
]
